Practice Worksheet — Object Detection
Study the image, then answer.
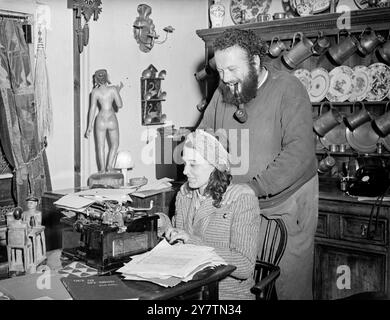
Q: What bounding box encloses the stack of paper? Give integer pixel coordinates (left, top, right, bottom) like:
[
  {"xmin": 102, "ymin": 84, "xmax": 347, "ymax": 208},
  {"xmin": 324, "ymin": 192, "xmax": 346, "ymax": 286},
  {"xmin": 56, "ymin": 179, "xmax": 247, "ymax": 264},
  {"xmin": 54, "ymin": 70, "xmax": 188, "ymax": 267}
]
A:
[
  {"xmin": 53, "ymin": 188, "xmax": 134, "ymax": 212},
  {"xmin": 131, "ymin": 178, "xmax": 173, "ymax": 198},
  {"xmin": 117, "ymin": 239, "xmax": 226, "ymax": 287}
]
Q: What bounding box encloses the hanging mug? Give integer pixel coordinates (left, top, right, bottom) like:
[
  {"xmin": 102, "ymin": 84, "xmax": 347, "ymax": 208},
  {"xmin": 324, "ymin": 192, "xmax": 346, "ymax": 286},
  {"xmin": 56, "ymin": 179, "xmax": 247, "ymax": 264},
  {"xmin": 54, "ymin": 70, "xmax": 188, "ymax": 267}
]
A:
[
  {"xmin": 343, "ymin": 101, "xmax": 372, "ymax": 131},
  {"xmin": 282, "ymin": 32, "xmax": 314, "ymax": 69},
  {"xmin": 318, "ymin": 155, "xmax": 336, "ymax": 174},
  {"xmin": 313, "ymin": 101, "xmax": 343, "ymax": 137},
  {"xmin": 312, "ymin": 31, "xmax": 331, "ymax": 56},
  {"xmin": 268, "ymin": 36, "xmax": 287, "ymax": 57},
  {"xmin": 378, "ymin": 30, "xmax": 390, "ymax": 65},
  {"xmin": 358, "ymin": 27, "xmax": 385, "ymax": 56},
  {"xmin": 328, "ymin": 29, "xmax": 361, "ymax": 65},
  {"xmin": 372, "ymin": 101, "xmax": 390, "ymax": 137}
]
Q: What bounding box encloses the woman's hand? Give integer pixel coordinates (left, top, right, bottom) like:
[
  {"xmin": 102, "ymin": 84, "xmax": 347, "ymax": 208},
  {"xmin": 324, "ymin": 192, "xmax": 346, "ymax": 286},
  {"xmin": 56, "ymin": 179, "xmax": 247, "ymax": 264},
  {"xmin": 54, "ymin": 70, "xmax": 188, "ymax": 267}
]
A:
[
  {"xmin": 165, "ymin": 227, "xmax": 190, "ymax": 244},
  {"xmin": 116, "ymin": 81, "xmax": 124, "ymax": 92},
  {"xmin": 221, "ymin": 183, "xmax": 255, "ymax": 206}
]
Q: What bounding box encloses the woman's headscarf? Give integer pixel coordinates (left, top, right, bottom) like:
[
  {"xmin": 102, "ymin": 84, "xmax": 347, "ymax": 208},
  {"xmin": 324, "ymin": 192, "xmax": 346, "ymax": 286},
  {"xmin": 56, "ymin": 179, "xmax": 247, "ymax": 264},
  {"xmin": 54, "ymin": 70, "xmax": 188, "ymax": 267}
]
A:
[{"xmin": 184, "ymin": 129, "xmax": 230, "ymax": 172}]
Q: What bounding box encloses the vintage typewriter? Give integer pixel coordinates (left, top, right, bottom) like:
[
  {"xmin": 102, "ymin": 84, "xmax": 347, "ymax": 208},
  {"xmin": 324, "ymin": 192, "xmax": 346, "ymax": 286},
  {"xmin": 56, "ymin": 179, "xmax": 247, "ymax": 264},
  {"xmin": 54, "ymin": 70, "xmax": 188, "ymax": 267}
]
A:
[{"xmin": 60, "ymin": 200, "xmax": 159, "ymax": 273}]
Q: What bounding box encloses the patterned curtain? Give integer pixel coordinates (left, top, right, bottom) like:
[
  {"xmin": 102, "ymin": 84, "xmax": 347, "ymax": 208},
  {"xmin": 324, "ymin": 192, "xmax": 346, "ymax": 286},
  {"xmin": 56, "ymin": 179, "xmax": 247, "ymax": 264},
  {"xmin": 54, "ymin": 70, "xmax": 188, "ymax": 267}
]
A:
[{"xmin": 0, "ymin": 18, "xmax": 51, "ymax": 209}]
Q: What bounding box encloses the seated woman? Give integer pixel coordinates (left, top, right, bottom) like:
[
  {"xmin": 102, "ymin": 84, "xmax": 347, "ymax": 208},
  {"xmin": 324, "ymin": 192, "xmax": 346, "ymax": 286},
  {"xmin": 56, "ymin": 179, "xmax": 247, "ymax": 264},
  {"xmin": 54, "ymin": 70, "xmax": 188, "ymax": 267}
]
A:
[{"xmin": 165, "ymin": 129, "xmax": 261, "ymax": 300}]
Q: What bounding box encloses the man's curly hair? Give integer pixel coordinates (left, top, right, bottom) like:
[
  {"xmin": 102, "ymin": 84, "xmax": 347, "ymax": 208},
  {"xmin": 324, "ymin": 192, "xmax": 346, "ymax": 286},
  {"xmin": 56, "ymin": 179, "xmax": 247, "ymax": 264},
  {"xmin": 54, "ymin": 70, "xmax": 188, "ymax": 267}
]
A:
[{"xmin": 213, "ymin": 29, "xmax": 268, "ymax": 66}]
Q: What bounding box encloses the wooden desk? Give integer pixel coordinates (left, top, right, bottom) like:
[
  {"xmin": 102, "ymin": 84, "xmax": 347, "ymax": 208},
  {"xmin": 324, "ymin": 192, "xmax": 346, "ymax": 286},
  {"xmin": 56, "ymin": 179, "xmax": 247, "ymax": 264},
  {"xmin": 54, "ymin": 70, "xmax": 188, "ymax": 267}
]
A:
[
  {"xmin": 124, "ymin": 265, "xmax": 236, "ymax": 300},
  {"xmin": 0, "ymin": 249, "xmax": 235, "ymax": 300}
]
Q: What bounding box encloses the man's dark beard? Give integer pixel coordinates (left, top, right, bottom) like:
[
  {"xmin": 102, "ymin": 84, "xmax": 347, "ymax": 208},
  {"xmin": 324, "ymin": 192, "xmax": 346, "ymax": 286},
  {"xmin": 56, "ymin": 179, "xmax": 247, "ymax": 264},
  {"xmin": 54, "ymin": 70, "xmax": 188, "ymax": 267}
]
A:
[{"xmin": 219, "ymin": 64, "xmax": 259, "ymax": 105}]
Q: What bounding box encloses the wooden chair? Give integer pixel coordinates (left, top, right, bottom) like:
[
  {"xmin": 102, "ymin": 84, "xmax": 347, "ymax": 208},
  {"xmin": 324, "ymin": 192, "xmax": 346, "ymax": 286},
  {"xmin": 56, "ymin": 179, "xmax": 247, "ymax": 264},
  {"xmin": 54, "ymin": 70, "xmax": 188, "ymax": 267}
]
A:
[
  {"xmin": 251, "ymin": 215, "xmax": 288, "ymax": 300},
  {"xmin": 6, "ymin": 224, "xmax": 46, "ymax": 274},
  {"xmin": 6, "ymin": 224, "xmax": 34, "ymax": 273},
  {"xmin": 30, "ymin": 226, "xmax": 46, "ymax": 266}
]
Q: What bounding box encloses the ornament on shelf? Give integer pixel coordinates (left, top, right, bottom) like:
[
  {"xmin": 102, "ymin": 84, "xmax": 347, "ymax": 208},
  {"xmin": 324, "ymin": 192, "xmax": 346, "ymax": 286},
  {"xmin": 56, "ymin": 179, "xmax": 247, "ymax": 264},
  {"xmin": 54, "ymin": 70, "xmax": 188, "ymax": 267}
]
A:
[{"xmin": 209, "ymin": 0, "xmax": 225, "ymax": 28}]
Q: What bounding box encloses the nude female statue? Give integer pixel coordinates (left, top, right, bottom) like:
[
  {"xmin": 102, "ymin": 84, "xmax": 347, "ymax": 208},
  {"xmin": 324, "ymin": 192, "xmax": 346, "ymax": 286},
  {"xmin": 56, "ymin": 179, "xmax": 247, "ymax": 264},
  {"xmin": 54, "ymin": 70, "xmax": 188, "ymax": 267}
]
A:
[{"xmin": 85, "ymin": 69, "xmax": 123, "ymax": 173}]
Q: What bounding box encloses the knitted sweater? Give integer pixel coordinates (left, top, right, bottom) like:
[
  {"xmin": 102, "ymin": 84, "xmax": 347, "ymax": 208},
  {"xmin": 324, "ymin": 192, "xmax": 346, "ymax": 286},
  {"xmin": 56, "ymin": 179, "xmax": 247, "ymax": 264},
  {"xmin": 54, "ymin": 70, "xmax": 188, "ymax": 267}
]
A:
[
  {"xmin": 173, "ymin": 184, "xmax": 261, "ymax": 300},
  {"xmin": 199, "ymin": 65, "xmax": 317, "ymax": 209}
]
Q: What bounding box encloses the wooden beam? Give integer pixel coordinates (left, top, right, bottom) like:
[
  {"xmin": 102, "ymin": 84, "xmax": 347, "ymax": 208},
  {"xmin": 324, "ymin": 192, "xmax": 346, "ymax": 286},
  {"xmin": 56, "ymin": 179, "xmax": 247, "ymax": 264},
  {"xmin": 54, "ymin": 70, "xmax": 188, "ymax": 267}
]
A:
[{"xmin": 72, "ymin": 8, "xmax": 81, "ymax": 188}]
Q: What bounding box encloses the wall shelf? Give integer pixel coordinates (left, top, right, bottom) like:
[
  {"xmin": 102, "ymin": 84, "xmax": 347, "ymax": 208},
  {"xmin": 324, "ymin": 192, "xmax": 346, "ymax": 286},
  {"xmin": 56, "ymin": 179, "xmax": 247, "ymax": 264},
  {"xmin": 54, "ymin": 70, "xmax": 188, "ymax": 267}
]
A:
[
  {"xmin": 196, "ymin": 7, "xmax": 390, "ymax": 45},
  {"xmin": 316, "ymin": 149, "xmax": 390, "ymax": 158},
  {"xmin": 141, "ymin": 99, "xmax": 166, "ymax": 102},
  {"xmin": 312, "ymin": 101, "xmax": 390, "ymax": 107}
]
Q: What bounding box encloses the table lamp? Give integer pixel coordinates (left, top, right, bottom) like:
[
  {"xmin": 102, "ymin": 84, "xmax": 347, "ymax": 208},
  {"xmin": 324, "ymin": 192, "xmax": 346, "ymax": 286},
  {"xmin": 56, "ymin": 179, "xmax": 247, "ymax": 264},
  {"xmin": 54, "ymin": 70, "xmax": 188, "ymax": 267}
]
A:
[{"xmin": 114, "ymin": 150, "xmax": 134, "ymax": 186}]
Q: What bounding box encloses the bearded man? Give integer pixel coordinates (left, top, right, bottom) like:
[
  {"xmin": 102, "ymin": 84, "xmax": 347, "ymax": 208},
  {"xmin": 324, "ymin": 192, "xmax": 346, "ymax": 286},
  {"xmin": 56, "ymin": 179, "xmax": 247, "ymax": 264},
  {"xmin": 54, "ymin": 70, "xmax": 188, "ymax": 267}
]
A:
[{"xmin": 197, "ymin": 29, "xmax": 318, "ymax": 300}]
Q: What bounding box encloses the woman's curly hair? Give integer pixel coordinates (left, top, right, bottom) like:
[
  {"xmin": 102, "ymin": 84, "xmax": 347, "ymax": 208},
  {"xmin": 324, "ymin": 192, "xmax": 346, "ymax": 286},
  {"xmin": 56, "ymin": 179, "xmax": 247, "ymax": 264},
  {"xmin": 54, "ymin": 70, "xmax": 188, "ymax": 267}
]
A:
[
  {"xmin": 213, "ymin": 29, "xmax": 268, "ymax": 67},
  {"xmin": 204, "ymin": 168, "xmax": 232, "ymax": 208}
]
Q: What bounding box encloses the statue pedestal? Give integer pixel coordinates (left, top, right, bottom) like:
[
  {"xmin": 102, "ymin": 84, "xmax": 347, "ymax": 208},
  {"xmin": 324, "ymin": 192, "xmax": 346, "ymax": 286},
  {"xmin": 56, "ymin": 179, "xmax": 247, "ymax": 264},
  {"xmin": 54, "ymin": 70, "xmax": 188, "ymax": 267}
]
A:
[{"xmin": 87, "ymin": 172, "xmax": 124, "ymax": 188}]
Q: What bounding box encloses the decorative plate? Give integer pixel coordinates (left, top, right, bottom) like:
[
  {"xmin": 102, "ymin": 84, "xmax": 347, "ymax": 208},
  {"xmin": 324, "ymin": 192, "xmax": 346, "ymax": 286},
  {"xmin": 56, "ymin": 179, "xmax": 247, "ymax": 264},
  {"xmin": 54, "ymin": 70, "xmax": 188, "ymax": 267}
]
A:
[
  {"xmin": 366, "ymin": 63, "xmax": 390, "ymax": 102},
  {"xmin": 230, "ymin": 0, "xmax": 272, "ymax": 24},
  {"xmin": 309, "ymin": 67, "xmax": 330, "ymax": 103},
  {"xmin": 348, "ymin": 65, "xmax": 371, "ymax": 102},
  {"xmin": 290, "ymin": 0, "xmax": 338, "ymax": 13},
  {"xmin": 354, "ymin": 0, "xmax": 390, "ymax": 9},
  {"xmin": 346, "ymin": 122, "xmax": 380, "ymax": 153},
  {"xmin": 320, "ymin": 122, "xmax": 348, "ymax": 149},
  {"xmin": 326, "ymin": 66, "xmax": 353, "ymax": 102},
  {"xmin": 353, "ymin": 0, "xmax": 369, "ymax": 9},
  {"xmin": 293, "ymin": 68, "xmax": 311, "ymax": 93}
]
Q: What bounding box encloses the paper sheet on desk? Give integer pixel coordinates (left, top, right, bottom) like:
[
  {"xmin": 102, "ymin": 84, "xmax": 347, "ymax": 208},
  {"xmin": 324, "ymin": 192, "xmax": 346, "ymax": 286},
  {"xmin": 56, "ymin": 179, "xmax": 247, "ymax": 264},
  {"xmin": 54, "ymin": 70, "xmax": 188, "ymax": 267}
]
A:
[
  {"xmin": 130, "ymin": 178, "xmax": 173, "ymax": 198},
  {"xmin": 118, "ymin": 239, "xmax": 226, "ymax": 282},
  {"xmin": 76, "ymin": 188, "xmax": 134, "ymax": 202},
  {"xmin": 122, "ymin": 261, "xmax": 221, "ymax": 287},
  {"xmin": 53, "ymin": 194, "xmax": 95, "ymax": 211},
  {"xmin": 53, "ymin": 188, "xmax": 134, "ymax": 212}
]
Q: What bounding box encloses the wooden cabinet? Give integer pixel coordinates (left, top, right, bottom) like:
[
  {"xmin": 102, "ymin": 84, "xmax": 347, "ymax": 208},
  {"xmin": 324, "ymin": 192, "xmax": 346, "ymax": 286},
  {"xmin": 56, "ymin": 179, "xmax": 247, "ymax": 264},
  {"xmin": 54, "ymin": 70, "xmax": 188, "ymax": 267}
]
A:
[
  {"xmin": 315, "ymin": 184, "xmax": 390, "ymax": 299},
  {"xmin": 196, "ymin": 8, "xmax": 390, "ymax": 299}
]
